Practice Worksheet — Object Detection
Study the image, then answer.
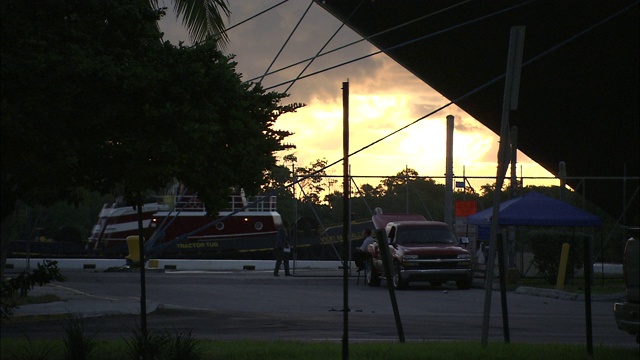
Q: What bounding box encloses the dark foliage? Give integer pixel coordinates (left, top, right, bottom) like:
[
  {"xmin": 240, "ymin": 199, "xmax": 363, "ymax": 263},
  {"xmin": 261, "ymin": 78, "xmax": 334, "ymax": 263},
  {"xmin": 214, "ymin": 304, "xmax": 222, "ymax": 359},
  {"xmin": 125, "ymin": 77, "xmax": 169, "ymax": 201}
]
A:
[
  {"xmin": 526, "ymin": 230, "xmax": 586, "ymax": 284},
  {"xmin": 1, "ymin": 260, "xmax": 66, "ymax": 318}
]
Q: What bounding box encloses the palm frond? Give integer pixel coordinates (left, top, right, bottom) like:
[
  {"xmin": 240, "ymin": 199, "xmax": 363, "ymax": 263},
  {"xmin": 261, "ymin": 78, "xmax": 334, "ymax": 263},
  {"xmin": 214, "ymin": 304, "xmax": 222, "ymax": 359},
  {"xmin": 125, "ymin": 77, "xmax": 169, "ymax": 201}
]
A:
[{"xmin": 152, "ymin": 0, "xmax": 230, "ymax": 47}]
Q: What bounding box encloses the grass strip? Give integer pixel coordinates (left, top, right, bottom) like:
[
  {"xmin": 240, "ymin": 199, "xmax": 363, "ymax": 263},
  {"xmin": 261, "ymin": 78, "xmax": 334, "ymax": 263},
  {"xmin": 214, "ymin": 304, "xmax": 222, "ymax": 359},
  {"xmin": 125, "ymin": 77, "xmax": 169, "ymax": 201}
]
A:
[{"xmin": 1, "ymin": 339, "xmax": 637, "ymax": 360}]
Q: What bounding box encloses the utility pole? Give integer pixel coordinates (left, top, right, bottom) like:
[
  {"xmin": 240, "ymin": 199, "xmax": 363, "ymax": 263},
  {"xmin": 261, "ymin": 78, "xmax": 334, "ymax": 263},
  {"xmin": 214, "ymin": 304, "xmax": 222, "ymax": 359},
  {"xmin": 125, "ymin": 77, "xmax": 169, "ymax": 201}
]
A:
[
  {"xmin": 481, "ymin": 26, "xmax": 525, "ymax": 346},
  {"xmin": 445, "ymin": 115, "xmax": 455, "ymax": 227},
  {"xmin": 405, "ymin": 165, "xmax": 409, "ymax": 213},
  {"xmin": 341, "ymin": 80, "xmax": 350, "ymax": 360},
  {"xmin": 136, "ymin": 197, "xmax": 147, "ymax": 341},
  {"xmin": 510, "ymin": 126, "xmax": 518, "ymax": 197}
]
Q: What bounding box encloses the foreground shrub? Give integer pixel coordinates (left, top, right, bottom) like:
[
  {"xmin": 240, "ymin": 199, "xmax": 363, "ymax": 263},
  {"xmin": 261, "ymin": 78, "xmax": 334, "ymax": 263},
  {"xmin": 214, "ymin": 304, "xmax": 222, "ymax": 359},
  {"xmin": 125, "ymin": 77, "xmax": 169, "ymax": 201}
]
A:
[
  {"xmin": 63, "ymin": 315, "xmax": 97, "ymax": 360},
  {"xmin": 164, "ymin": 329, "xmax": 203, "ymax": 360},
  {"xmin": 124, "ymin": 328, "xmax": 166, "ymax": 360},
  {"xmin": 1, "ymin": 260, "xmax": 66, "ymax": 318},
  {"xmin": 123, "ymin": 327, "xmax": 202, "ymax": 360},
  {"xmin": 5, "ymin": 336, "xmax": 57, "ymax": 360}
]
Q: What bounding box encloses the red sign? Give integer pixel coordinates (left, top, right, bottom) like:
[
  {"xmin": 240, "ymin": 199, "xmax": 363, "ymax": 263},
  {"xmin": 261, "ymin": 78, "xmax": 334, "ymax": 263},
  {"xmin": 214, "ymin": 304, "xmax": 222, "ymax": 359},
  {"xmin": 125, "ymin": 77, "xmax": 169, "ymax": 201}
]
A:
[{"xmin": 455, "ymin": 200, "xmax": 478, "ymax": 217}]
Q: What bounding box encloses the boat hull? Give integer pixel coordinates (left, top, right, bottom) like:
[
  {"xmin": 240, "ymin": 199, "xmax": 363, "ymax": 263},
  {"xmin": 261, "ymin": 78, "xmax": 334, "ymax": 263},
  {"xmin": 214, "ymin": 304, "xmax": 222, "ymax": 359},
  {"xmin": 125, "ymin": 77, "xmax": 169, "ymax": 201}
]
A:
[{"xmin": 8, "ymin": 221, "xmax": 375, "ymax": 261}]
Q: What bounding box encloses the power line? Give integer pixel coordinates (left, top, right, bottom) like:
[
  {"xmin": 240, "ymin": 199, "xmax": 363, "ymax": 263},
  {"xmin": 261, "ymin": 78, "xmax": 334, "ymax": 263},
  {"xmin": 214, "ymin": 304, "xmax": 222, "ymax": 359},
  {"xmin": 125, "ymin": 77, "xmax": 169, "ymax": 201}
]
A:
[
  {"xmin": 260, "ymin": 0, "xmax": 637, "ymax": 92},
  {"xmin": 224, "ymin": 0, "xmax": 290, "ymax": 34},
  {"xmin": 244, "ymin": 0, "xmax": 473, "ymax": 84},
  {"xmin": 258, "ymin": 0, "xmax": 534, "ymax": 89},
  {"xmin": 258, "ymin": 0, "xmax": 315, "ymax": 84},
  {"xmin": 284, "ymin": 0, "xmax": 367, "ymax": 94}
]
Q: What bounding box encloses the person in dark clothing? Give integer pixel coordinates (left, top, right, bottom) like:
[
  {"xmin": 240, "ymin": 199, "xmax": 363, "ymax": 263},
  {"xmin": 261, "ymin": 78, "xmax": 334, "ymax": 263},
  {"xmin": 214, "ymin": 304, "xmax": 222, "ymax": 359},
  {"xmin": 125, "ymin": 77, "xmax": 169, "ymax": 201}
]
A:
[
  {"xmin": 274, "ymin": 225, "xmax": 291, "ymax": 276},
  {"xmin": 354, "ymin": 228, "xmax": 374, "ymax": 271}
]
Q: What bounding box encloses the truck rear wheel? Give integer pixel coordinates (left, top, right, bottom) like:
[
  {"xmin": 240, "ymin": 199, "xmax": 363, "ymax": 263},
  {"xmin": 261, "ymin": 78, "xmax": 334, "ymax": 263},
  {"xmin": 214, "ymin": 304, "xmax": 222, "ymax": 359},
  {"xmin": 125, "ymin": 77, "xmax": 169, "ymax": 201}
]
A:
[
  {"xmin": 393, "ymin": 262, "xmax": 408, "ymax": 290},
  {"xmin": 366, "ymin": 259, "xmax": 381, "ymax": 287}
]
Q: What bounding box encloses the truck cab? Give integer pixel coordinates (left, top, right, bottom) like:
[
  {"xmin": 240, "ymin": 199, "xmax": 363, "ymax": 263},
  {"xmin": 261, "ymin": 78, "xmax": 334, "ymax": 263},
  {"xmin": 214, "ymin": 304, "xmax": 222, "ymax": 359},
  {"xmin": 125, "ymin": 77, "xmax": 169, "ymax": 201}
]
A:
[{"xmin": 366, "ymin": 213, "xmax": 472, "ymax": 290}]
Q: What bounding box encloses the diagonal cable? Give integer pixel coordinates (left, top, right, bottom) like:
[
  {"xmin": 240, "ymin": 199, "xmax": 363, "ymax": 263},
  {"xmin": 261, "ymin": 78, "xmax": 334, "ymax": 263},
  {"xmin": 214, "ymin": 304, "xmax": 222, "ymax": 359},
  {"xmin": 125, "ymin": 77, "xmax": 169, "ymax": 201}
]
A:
[
  {"xmin": 258, "ymin": 0, "xmax": 315, "ymax": 84},
  {"xmin": 262, "ymin": 0, "xmax": 537, "ymax": 90},
  {"xmin": 224, "ymin": 0, "xmax": 289, "ymax": 34},
  {"xmin": 350, "ymin": 177, "xmax": 374, "ymax": 216},
  {"xmin": 245, "ymin": 0, "xmax": 472, "ymax": 84},
  {"xmin": 283, "ymin": 0, "xmax": 366, "ymax": 94},
  {"xmin": 263, "ymin": 0, "xmax": 637, "ymax": 91}
]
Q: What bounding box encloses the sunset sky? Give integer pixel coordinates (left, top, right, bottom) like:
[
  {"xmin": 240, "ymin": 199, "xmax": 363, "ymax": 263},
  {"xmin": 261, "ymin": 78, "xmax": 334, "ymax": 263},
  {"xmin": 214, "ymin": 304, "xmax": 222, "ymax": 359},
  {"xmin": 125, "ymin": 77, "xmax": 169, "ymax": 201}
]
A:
[{"xmin": 158, "ymin": 1, "xmax": 557, "ymax": 193}]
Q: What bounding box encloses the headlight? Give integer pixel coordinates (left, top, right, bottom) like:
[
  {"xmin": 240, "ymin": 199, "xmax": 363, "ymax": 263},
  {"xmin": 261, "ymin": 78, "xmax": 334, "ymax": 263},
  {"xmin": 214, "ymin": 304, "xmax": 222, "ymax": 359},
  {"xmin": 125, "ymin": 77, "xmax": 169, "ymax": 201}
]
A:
[
  {"xmin": 403, "ymin": 255, "xmax": 419, "ymax": 260},
  {"xmin": 457, "ymin": 254, "xmax": 470, "ymax": 259}
]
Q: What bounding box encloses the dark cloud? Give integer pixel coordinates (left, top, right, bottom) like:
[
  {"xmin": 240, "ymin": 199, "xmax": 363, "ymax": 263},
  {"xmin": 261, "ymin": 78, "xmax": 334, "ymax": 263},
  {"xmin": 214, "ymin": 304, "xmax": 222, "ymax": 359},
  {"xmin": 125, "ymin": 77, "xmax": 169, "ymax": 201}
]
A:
[
  {"xmin": 158, "ymin": 1, "xmax": 552, "ymax": 181},
  {"xmin": 225, "ymin": 2, "xmax": 383, "ymax": 103}
]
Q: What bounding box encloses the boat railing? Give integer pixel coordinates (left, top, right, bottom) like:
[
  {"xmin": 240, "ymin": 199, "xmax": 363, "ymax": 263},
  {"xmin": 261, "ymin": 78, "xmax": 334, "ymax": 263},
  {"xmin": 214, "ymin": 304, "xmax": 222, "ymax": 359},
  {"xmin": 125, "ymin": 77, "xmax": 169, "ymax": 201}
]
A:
[
  {"xmin": 229, "ymin": 195, "xmax": 277, "ymax": 212},
  {"xmin": 161, "ymin": 194, "xmax": 277, "ymax": 212},
  {"xmin": 162, "ymin": 195, "xmax": 206, "ymax": 211}
]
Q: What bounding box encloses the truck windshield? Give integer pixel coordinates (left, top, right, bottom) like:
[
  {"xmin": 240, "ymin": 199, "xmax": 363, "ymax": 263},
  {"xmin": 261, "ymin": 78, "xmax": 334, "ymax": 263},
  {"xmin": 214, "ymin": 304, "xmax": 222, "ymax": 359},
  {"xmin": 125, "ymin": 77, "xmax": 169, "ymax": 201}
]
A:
[{"xmin": 396, "ymin": 226, "xmax": 457, "ymax": 245}]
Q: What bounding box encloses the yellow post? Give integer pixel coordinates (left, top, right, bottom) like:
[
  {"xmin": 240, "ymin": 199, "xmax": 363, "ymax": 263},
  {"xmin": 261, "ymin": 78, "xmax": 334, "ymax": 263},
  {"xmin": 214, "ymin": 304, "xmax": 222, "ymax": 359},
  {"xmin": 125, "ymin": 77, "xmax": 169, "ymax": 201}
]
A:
[
  {"xmin": 556, "ymin": 243, "xmax": 570, "ymax": 289},
  {"xmin": 125, "ymin": 236, "xmax": 143, "ymax": 265}
]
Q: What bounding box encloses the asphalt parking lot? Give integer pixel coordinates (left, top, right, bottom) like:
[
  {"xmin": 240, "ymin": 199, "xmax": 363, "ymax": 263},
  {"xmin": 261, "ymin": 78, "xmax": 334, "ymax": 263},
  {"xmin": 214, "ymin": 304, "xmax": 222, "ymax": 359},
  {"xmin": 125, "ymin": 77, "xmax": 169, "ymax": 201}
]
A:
[{"xmin": 2, "ymin": 268, "xmax": 637, "ymax": 349}]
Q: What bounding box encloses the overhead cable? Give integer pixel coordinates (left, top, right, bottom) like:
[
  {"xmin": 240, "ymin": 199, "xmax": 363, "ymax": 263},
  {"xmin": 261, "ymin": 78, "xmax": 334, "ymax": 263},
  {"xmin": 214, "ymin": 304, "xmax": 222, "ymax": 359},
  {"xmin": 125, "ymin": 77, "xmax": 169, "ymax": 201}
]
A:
[
  {"xmin": 284, "ymin": 0, "xmax": 367, "ymax": 93},
  {"xmin": 262, "ymin": 0, "xmax": 537, "ymax": 90},
  {"xmin": 263, "ymin": 0, "xmax": 637, "ymax": 92},
  {"xmin": 224, "ymin": 0, "xmax": 290, "ymax": 34},
  {"xmin": 245, "ymin": 0, "xmax": 472, "ymax": 84},
  {"xmin": 258, "ymin": 0, "xmax": 315, "ymax": 84}
]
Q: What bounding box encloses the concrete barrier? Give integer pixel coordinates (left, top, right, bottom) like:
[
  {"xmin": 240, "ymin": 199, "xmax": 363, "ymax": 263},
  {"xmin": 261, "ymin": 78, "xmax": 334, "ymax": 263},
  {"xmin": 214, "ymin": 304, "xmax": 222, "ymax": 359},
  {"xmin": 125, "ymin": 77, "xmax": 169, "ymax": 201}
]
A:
[{"xmin": 6, "ymin": 258, "xmax": 341, "ymax": 272}]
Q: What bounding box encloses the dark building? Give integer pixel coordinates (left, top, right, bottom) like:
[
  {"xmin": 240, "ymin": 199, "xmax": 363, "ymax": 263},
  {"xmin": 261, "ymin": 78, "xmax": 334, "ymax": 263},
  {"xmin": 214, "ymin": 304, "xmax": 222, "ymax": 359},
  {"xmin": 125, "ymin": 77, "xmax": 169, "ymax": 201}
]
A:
[{"xmin": 317, "ymin": 0, "xmax": 639, "ymax": 225}]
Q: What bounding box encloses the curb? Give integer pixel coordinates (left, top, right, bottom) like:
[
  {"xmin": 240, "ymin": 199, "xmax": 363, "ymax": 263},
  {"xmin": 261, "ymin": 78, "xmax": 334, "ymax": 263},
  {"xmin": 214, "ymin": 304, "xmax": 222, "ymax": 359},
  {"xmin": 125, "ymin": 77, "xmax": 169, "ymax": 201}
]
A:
[
  {"xmin": 10, "ymin": 300, "xmax": 162, "ymax": 318},
  {"xmin": 514, "ymin": 286, "xmax": 625, "ymax": 302}
]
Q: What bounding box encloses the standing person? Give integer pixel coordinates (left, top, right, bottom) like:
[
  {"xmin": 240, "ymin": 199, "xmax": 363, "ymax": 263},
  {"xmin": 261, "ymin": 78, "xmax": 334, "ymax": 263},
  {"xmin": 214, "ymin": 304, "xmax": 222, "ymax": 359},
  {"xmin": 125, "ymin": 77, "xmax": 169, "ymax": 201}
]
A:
[{"xmin": 274, "ymin": 224, "xmax": 291, "ymax": 277}]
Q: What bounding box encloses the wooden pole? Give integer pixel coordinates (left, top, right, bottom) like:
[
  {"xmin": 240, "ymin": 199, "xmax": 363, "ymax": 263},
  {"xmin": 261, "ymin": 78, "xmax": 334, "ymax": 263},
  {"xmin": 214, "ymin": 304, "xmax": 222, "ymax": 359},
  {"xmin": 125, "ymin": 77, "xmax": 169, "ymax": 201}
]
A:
[
  {"xmin": 136, "ymin": 198, "xmax": 147, "ymax": 340},
  {"xmin": 342, "ymin": 81, "xmax": 350, "ymax": 360},
  {"xmin": 445, "ymin": 115, "xmax": 454, "ymax": 227},
  {"xmin": 481, "ymin": 26, "xmax": 525, "ymax": 346}
]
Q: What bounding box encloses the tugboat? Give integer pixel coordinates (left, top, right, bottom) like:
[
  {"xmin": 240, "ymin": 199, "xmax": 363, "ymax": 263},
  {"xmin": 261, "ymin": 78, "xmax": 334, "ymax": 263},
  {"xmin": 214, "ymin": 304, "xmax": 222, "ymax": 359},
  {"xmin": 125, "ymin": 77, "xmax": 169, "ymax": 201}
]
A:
[
  {"xmin": 87, "ymin": 184, "xmax": 283, "ymax": 259},
  {"xmin": 9, "ymin": 183, "xmax": 373, "ymax": 262}
]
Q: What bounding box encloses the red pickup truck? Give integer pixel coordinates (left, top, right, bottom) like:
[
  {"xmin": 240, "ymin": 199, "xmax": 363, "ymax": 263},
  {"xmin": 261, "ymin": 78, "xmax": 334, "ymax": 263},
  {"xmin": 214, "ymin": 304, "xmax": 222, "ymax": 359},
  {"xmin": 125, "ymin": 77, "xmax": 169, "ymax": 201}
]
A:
[{"xmin": 365, "ymin": 213, "xmax": 473, "ymax": 290}]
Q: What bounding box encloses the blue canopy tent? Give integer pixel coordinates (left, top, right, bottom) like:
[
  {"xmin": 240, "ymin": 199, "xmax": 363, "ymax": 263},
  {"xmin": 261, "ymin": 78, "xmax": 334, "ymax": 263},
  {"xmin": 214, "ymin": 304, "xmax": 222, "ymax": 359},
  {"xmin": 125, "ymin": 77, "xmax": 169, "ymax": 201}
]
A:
[
  {"xmin": 467, "ymin": 191, "xmax": 602, "ymax": 227},
  {"xmin": 467, "ymin": 191, "xmax": 602, "ymax": 352}
]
